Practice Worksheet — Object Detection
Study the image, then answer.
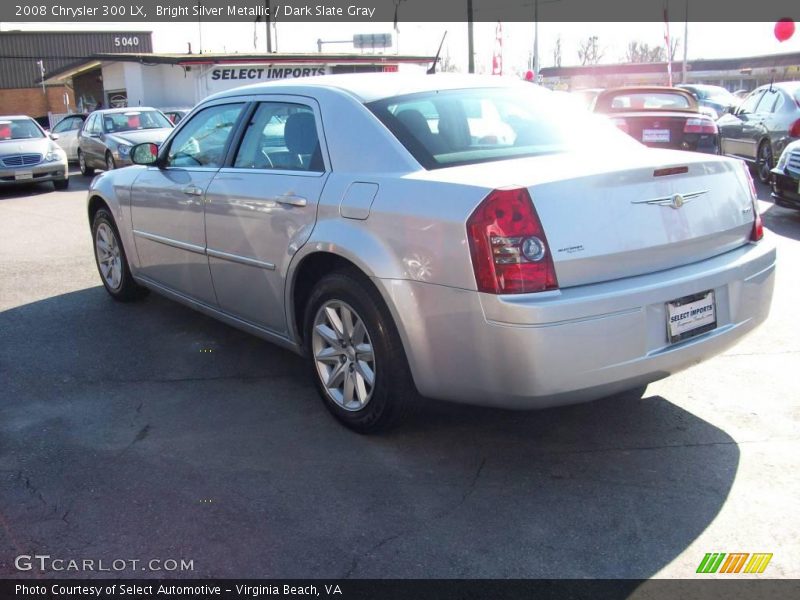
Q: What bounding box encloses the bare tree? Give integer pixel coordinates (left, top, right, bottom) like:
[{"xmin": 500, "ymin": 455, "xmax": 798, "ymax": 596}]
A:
[
  {"xmin": 440, "ymin": 48, "xmax": 460, "ymax": 73},
  {"xmin": 623, "ymin": 39, "xmax": 681, "ymax": 64},
  {"xmin": 577, "ymin": 36, "xmax": 603, "ymax": 66},
  {"xmin": 552, "ymin": 36, "xmax": 562, "ymax": 68}
]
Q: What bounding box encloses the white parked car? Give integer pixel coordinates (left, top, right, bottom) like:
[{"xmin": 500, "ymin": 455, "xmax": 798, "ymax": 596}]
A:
[
  {"xmin": 50, "ymin": 113, "xmax": 87, "ymax": 161},
  {"xmin": 86, "ymin": 74, "xmax": 776, "ymax": 432}
]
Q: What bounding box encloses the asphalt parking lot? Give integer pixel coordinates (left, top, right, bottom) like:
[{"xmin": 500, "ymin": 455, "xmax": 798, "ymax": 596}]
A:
[{"xmin": 0, "ymin": 168, "xmax": 798, "ymax": 580}]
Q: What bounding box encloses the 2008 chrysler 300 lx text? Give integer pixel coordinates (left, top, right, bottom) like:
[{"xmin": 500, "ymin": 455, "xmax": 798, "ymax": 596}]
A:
[{"xmin": 86, "ymin": 74, "xmax": 776, "ymax": 432}]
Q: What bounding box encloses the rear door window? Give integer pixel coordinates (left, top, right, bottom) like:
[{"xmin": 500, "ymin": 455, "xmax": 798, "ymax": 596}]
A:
[{"xmin": 233, "ymin": 102, "xmax": 323, "ymax": 172}]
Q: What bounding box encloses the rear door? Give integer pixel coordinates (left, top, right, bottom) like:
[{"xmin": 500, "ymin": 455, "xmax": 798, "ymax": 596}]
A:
[
  {"xmin": 740, "ymin": 88, "xmax": 780, "ymax": 160},
  {"xmin": 719, "ymin": 88, "xmax": 764, "ymax": 158},
  {"xmin": 203, "ymin": 97, "xmax": 329, "ymax": 334},
  {"xmin": 130, "ymin": 100, "xmax": 246, "ymax": 305}
]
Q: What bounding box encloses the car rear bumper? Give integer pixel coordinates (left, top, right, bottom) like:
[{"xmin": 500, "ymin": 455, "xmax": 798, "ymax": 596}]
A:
[
  {"xmin": 380, "ymin": 237, "xmax": 776, "ymax": 409},
  {"xmin": 0, "ymin": 161, "xmax": 68, "ymax": 185},
  {"xmin": 771, "ymin": 168, "xmax": 800, "ymax": 209}
]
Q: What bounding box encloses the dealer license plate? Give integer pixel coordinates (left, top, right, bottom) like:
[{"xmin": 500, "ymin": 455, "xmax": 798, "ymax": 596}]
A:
[
  {"xmin": 15, "ymin": 170, "xmax": 33, "ymax": 181},
  {"xmin": 643, "ymin": 129, "xmax": 670, "ymax": 143},
  {"xmin": 666, "ymin": 291, "xmax": 716, "ymax": 343}
]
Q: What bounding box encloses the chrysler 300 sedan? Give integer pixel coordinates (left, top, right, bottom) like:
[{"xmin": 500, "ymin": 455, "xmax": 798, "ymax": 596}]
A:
[{"xmin": 86, "ymin": 74, "xmax": 776, "ymax": 432}]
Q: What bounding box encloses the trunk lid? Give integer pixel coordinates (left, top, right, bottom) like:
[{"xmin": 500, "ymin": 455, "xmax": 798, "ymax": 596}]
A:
[{"xmin": 414, "ymin": 148, "xmax": 755, "ymax": 289}]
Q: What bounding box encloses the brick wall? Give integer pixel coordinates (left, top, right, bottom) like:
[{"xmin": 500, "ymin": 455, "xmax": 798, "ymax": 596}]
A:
[{"xmin": 0, "ymin": 86, "xmax": 76, "ymax": 118}]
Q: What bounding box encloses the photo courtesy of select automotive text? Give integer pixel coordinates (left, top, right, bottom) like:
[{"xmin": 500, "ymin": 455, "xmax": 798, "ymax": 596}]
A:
[{"xmin": 1, "ymin": 0, "xmax": 799, "ymax": 598}]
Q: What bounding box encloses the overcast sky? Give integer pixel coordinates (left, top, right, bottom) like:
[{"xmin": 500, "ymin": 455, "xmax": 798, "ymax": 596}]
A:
[{"xmin": 3, "ymin": 21, "xmax": 800, "ymax": 74}]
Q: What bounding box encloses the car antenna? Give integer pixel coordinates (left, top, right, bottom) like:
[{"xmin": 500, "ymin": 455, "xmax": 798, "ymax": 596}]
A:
[{"xmin": 427, "ymin": 31, "xmax": 448, "ymax": 75}]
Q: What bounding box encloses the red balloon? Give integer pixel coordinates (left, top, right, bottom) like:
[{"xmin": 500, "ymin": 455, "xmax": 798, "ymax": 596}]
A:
[
  {"xmin": 524, "ymin": 70, "xmax": 534, "ymax": 81},
  {"xmin": 774, "ymin": 18, "xmax": 795, "ymax": 43}
]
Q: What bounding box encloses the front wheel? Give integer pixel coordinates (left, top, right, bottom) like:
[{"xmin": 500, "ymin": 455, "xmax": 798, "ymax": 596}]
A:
[
  {"xmin": 53, "ymin": 178, "xmax": 69, "ymax": 190},
  {"xmin": 91, "ymin": 208, "xmax": 148, "ymax": 302},
  {"xmin": 757, "ymin": 141, "xmax": 774, "ymax": 184},
  {"xmin": 304, "ymin": 270, "xmax": 416, "ymax": 433},
  {"xmin": 105, "ymin": 152, "xmax": 116, "ymax": 171}
]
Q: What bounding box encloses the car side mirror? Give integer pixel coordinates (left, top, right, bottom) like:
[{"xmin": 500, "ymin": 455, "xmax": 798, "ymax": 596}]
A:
[
  {"xmin": 49, "ymin": 133, "xmax": 59, "ymax": 141},
  {"xmin": 131, "ymin": 142, "xmax": 159, "ymax": 166}
]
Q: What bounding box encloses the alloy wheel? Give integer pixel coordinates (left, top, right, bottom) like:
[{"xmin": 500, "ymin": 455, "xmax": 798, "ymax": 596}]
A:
[
  {"xmin": 95, "ymin": 222, "xmax": 122, "ymax": 291},
  {"xmin": 312, "ymin": 300, "xmax": 376, "ymax": 411},
  {"xmin": 758, "ymin": 144, "xmax": 773, "ymax": 183}
]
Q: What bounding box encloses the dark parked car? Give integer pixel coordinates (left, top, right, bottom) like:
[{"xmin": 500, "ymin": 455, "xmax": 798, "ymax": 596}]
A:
[
  {"xmin": 77, "ymin": 107, "xmax": 173, "ymax": 175},
  {"xmin": 593, "ymin": 86, "xmax": 720, "ymax": 154},
  {"xmin": 717, "ymin": 82, "xmax": 800, "ymax": 183},
  {"xmin": 770, "ymin": 138, "xmax": 800, "ymax": 211},
  {"xmin": 676, "ymin": 84, "xmax": 738, "ymax": 120}
]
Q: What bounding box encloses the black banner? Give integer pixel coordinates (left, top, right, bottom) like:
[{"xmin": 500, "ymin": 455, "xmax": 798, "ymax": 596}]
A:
[
  {"xmin": 2, "ymin": 580, "xmax": 800, "ymax": 600},
  {"xmin": 1, "ymin": 0, "xmax": 799, "ymax": 23}
]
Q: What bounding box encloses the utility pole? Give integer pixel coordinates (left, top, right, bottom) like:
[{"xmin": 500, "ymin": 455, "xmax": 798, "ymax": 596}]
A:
[
  {"xmin": 197, "ymin": 1, "xmax": 203, "ymax": 53},
  {"xmin": 682, "ymin": 0, "xmax": 688, "ymax": 83},
  {"xmin": 533, "ymin": 0, "xmax": 539, "ymax": 80},
  {"xmin": 467, "ymin": 0, "xmax": 474, "ymax": 73},
  {"xmin": 266, "ymin": 1, "xmax": 272, "ymax": 53}
]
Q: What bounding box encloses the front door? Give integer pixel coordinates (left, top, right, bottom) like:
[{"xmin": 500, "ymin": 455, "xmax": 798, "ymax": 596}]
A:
[
  {"xmin": 203, "ymin": 99, "xmax": 329, "ymax": 334},
  {"xmin": 130, "ymin": 101, "xmax": 246, "ymax": 305}
]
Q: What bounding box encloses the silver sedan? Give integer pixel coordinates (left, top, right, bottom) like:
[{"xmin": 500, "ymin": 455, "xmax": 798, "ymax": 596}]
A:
[
  {"xmin": 86, "ymin": 74, "xmax": 776, "ymax": 432},
  {"xmin": 0, "ymin": 115, "xmax": 69, "ymax": 189}
]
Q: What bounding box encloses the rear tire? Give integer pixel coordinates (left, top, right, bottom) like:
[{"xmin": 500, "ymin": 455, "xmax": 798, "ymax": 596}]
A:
[
  {"xmin": 91, "ymin": 208, "xmax": 148, "ymax": 302},
  {"xmin": 303, "ymin": 270, "xmax": 416, "ymax": 433},
  {"xmin": 756, "ymin": 141, "xmax": 773, "ymax": 184},
  {"xmin": 78, "ymin": 150, "xmax": 94, "ymax": 176}
]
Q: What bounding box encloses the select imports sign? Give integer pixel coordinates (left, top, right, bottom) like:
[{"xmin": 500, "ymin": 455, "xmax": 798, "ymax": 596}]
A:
[{"xmin": 206, "ymin": 64, "xmax": 330, "ymax": 92}]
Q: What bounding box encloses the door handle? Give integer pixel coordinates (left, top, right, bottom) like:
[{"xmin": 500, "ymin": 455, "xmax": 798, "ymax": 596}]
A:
[
  {"xmin": 274, "ymin": 194, "xmax": 307, "ymax": 207},
  {"xmin": 182, "ymin": 185, "xmax": 203, "ymax": 196}
]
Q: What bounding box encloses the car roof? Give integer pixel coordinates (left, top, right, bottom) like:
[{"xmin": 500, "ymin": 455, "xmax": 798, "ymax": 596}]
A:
[
  {"xmin": 93, "ymin": 107, "xmax": 162, "ymax": 115},
  {"xmin": 208, "ymin": 73, "xmax": 538, "ymax": 103}
]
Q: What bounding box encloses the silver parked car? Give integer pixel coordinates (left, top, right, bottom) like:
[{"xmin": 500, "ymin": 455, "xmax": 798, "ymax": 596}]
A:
[
  {"xmin": 86, "ymin": 75, "xmax": 775, "ymax": 432},
  {"xmin": 77, "ymin": 107, "xmax": 173, "ymax": 175},
  {"xmin": 0, "ymin": 115, "xmax": 69, "ymax": 189},
  {"xmin": 717, "ymin": 81, "xmax": 800, "ymax": 183}
]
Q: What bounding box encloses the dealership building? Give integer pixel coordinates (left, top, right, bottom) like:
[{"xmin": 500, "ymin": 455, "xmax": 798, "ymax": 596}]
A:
[
  {"xmin": 42, "ymin": 50, "xmax": 435, "ymax": 115},
  {"xmin": 0, "ymin": 30, "xmax": 152, "ymax": 120}
]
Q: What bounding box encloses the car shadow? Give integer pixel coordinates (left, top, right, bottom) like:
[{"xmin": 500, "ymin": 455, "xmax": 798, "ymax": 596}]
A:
[
  {"xmin": 0, "ymin": 287, "xmax": 738, "ymax": 580},
  {"xmin": 761, "ymin": 201, "xmax": 800, "ymax": 242},
  {"xmin": 0, "ymin": 169, "xmax": 93, "ymax": 200}
]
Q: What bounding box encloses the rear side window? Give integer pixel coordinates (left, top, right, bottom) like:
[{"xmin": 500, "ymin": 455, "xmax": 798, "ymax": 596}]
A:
[
  {"xmin": 233, "ymin": 102, "xmax": 323, "ymax": 172},
  {"xmin": 739, "ymin": 90, "xmax": 764, "ymax": 114},
  {"xmin": 367, "ymin": 87, "xmax": 637, "ymax": 170}
]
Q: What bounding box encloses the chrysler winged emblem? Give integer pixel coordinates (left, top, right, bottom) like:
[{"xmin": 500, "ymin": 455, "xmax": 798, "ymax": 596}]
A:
[{"xmin": 632, "ymin": 190, "xmax": 709, "ymax": 210}]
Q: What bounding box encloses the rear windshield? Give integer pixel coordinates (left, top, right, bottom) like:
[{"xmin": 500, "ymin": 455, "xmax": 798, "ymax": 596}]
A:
[
  {"xmin": 0, "ymin": 118, "xmax": 45, "ymax": 141},
  {"xmin": 366, "ymin": 87, "xmax": 638, "ymax": 169},
  {"xmin": 606, "ymin": 92, "xmax": 691, "ymax": 110}
]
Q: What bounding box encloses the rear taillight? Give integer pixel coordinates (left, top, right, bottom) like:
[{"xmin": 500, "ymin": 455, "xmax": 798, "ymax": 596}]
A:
[
  {"xmin": 611, "ymin": 117, "xmax": 629, "ymax": 134},
  {"xmin": 789, "ymin": 118, "xmax": 800, "ymax": 138},
  {"xmin": 684, "ymin": 117, "xmax": 718, "ymax": 134},
  {"xmin": 739, "ymin": 161, "xmax": 763, "ymax": 242},
  {"xmin": 467, "ymin": 188, "xmax": 558, "ymax": 294}
]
